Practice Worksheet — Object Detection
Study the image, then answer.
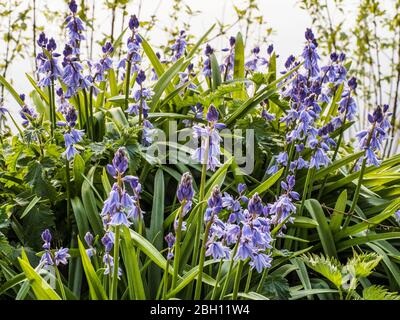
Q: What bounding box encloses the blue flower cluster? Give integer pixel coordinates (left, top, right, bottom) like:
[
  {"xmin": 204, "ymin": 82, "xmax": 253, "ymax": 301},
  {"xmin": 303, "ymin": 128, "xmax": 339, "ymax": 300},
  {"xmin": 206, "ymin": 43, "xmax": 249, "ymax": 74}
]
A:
[
  {"xmin": 201, "ymin": 186, "xmax": 274, "ymax": 273},
  {"xmin": 39, "ymin": 229, "xmax": 70, "ymax": 267},
  {"xmin": 192, "ymin": 105, "xmax": 226, "ymax": 171},
  {"xmin": 56, "ymin": 89, "xmax": 84, "ymax": 160},
  {"xmin": 118, "ymin": 15, "xmax": 142, "ymax": 80},
  {"xmin": 171, "ymin": 30, "xmax": 187, "ymax": 61},
  {"xmin": 36, "ymin": 33, "xmax": 62, "ymax": 87},
  {"xmin": 19, "ymin": 94, "xmax": 38, "ymax": 127},
  {"xmin": 356, "ymin": 104, "xmax": 391, "ymax": 167}
]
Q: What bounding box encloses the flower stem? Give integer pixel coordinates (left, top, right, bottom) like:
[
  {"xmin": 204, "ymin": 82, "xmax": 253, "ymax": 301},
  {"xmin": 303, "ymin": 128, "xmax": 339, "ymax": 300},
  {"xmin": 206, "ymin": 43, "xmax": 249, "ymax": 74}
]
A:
[
  {"xmin": 171, "ymin": 203, "xmax": 184, "ymax": 290},
  {"xmin": 55, "ymin": 265, "xmax": 67, "ymax": 300},
  {"xmin": 194, "ymin": 218, "xmax": 213, "ymax": 299},
  {"xmin": 124, "ymin": 61, "xmax": 132, "ymax": 111},
  {"xmin": 220, "ymin": 241, "xmax": 239, "ymax": 299},
  {"xmin": 65, "ymin": 159, "xmax": 71, "ymax": 232},
  {"xmin": 110, "ymin": 225, "xmax": 120, "ymax": 300},
  {"xmin": 162, "ymin": 259, "xmax": 170, "ymax": 300},
  {"xmin": 256, "ymin": 268, "xmax": 268, "ymax": 293},
  {"xmin": 244, "ymin": 267, "xmax": 253, "ymax": 293},
  {"xmin": 232, "ymin": 260, "xmax": 244, "ymax": 300},
  {"xmin": 344, "ymin": 156, "xmax": 367, "ymax": 228},
  {"xmin": 211, "ymin": 259, "xmax": 223, "ymax": 300}
]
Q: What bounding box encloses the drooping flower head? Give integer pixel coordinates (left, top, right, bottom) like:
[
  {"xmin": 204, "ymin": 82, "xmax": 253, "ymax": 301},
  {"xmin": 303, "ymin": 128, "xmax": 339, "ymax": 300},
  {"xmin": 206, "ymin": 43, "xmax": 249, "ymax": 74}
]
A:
[
  {"xmin": 192, "ymin": 105, "xmax": 226, "ymax": 171},
  {"xmin": 302, "ymin": 28, "xmax": 320, "ymax": 77},
  {"xmin": 171, "ymin": 30, "xmax": 187, "ymax": 61},
  {"xmin": 65, "ymin": 0, "xmax": 85, "ymax": 54}
]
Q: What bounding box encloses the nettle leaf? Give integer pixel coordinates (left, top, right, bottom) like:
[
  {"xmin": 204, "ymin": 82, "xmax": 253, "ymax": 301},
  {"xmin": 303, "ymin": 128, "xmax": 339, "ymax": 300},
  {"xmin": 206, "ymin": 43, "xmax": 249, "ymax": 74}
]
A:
[
  {"xmin": 362, "ymin": 285, "xmax": 400, "ymax": 300},
  {"xmin": 301, "ymin": 253, "xmax": 343, "ymax": 289},
  {"xmin": 261, "ymin": 275, "xmax": 291, "ymax": 300},
  {"xmin": 346, "ymin": 252, "xmax": 382, "ymax": 278},
  {"xmin": 24, "ymin": 161, "xmax": 57, "ymax": 201}
]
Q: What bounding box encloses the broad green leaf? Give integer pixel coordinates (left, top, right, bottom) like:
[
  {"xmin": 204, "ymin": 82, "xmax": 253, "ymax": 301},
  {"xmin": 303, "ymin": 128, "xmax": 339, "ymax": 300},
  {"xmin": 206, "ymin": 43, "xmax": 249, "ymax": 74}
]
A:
[
  {"xmin": 0, "ymin": 74, "xmax": 24, "ymax": 106},
  {"xmin": 71, "ymin": 197, "xmax": 90, "ymax": 238}
]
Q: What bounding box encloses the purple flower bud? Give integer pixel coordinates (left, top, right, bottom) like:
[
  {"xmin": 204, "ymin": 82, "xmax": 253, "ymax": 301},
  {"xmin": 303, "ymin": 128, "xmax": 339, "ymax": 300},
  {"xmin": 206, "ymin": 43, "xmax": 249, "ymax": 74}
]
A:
[
  {"xmin": 305, "ymin": 28, "xmax": 315, "ymax": 41},
  {"xmin": 47, "ymin": 38, "xmax": 57, "ymax": 51},
  {"xmin": 165, "ymin": 232, "xmax": 175, "ymax": 248},
  {"xmin": 237, "ymin": 183, "xmax": 246, "ymax": 194},
  {"xmin": 37, "ymin": 32, "xmax": 48, "ymax": 47},
  {"xmin": 348, "ymin": 77, "xmax": 357, "ymax": 91},
  {"xmin": 204, "ymin": 44, "xmax": 214, "ymax": 56},
  {"xmin": 129, "ymin": 15, "xmax": 140, "ymax": 30},
  {"xmin": 41, "ymin": 229, "xmax": 52, "ymax": 244},
  {"xmin": 229, "ymin": 36, "xmax": 236, "ymax": 47},
  {"xmin": 267, "ymin": 44, "xmax": 274, "ymax": 55},
  {"xmin": 330, "ymin": 52, "xmax": 338, "ymax": 62},
  {"xmin": 177, "ymin": 172, "xmax": 194, "ymax": 203},
  {"xmin": 206, "ymin": 104, "xmax": 219, "ymax": 123},
  {"xmin": 69, "ymin": 0, "xmax": 78, "ymax": 13},
  {"xmin": 136, "ymin": 70, "xmax": 146, "ymax": 85},
  {"xmin": 84, "ymin": 232, "xmax": 94, "ymax": 246},
  {"xmin": 112, "ymin": 148, "xmax": 129, "ymax": 175},
  {"xmin": 248, "ymin": 193, "xmax": 263, "ymax": 215}
]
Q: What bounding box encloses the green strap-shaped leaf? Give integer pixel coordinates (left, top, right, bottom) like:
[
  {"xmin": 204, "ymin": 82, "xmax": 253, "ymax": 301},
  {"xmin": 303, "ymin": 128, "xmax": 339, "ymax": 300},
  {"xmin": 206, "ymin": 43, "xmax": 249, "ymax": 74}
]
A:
[
  {"xmin": 77, "ymin": 238, "xmax": 108, "ymax": 300},
  {"xmin": 249, "ymin": 167, "xmax": 284, "ymax": 197},
  {"xmin": 305, "ymin": 199, "xmax": 337, "ymax": 258},
  {"xmin": 330, "ymin": 189, "xmax": 347, "ymax": 233},
  {"xmin": 18, "ymin": 249, "xmax": 61, "ymax": 300}
]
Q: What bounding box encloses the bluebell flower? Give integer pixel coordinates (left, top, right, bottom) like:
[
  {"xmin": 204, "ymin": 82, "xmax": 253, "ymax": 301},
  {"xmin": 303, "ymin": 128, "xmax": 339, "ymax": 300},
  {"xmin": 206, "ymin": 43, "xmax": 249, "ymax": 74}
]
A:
[
  {"xmin": 19, "ymin": 94, "xmax": 38, "ymax": 127},
  {"xmin": 337, "ymin": 77, "xmax": 358, "ymax": 124},
  {"xmin": 202, "ymin": 44, "xmax": 214, "ymax": 78},
  {"xmin": 118, "ymin": 15, "xmax": 142, "ymax": 80},
  {"xmin": 171, "ymin": 30, "xmax": 187, "ymax": 61},
  {"xmin": 249, "ymin": 253, "xmax": 272, "ymax": 273},
  {"xmin": 165, "ymin": 232, "xmax": 175, "ymax": 260},
  {"xmin": 176, "ymin": 172, "xmax": 194, "ymax": 205},
  {"xmin": 302, "ymin": 28, "xmax": 320, "ymax": 77},
  {"xmin": 65, "ymin": 0, "xmax": 85, "ymax": 54},
  {"xmin": 268, "ymin": 175, "xmax": 299, "ymax": 227},
  {"xmin": 54, "ymin": 247, "xmax": 70, "ymax": 266},
  {"xmin": 245, "ymin": 46, "xmax": 267, "ymax": 72},
  {"xmin": 36, "ymin": 34, "xmax": 62, "ymax": 87},
  {"xmin": 102, "ymin": 149, "xmax": 143, "ymax": 229},
  {"xmin": 84, "ymin": 231, "xmax": 96, "ymax": 258},
  {"xmin": 192, "ymin": 105, "xmax": 225, "ymax": 171},
  {"xmin": 356, "ymin": 104, "xmax": 391, "ymax": 167},
  {"xmin": 91, "ymin": 42, "xmax": 114, "ymax": 82},
  {"xmin": 62, "ymin": 45, "xmax": 91, "ymax": 97},
  {"xmin": 220, "ymin": 36, "xmax": 235, "ymax": 80}
]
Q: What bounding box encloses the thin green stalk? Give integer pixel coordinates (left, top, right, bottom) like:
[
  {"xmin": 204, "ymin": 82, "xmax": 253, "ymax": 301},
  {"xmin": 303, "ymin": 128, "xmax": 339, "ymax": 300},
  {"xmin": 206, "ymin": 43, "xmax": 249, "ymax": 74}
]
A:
[
  {"xmin": 211, "ymin": 259, "xmax": 223, "ymax": 300},
  {"xmin": 318, "ymin": 114, "xmax": 348, "ymax": 199},
  {"xmin": 188, "ymin": 140, "xmax": 210, "ymax": 297},
  {"xmin": 124, "ymin": 61, "xmax": 132, "ymax": 111},
  {"xmin": 220, "ymin": 241, "xmax": 239, "ymax": 299},
  {"xmin": 162, "ymin": 259, "xmax": 170, "ymax": 300},
  {"xmin": 244, "ymin": 267, "xmax": 253, "ymax": 293},
  {"xmin": 54, "ymin": 265, "xmax": 67, "ymax": 300},
  {"xmin": 344, "ymin": 122, "xmax": 376, "ymax": 228},
  {"xmin": 194, "ymin": 218, "xmax": 213, "ymax": 299},
  {"xmin": 256, "ymin": 268, "xmax": 268, "ymax": 293},
  {"xmin": 298, "ymin": 167, "xmax": 313, "ymax": 217},
  {"xmin": 89, "ymin": 86, "xmax": 95, "ymax": 139},
  {"xmin": 110, "ymin": 225, "xmax": 120, "ymax": 299},
  {"xmin": 51, "ymin": 80, "xmax": 56, "ymax": 134},
  {"xmin": 76, "ymin": 94, "xmax": 83, "ymax": 130},
  {"xmin": 65, "ymin": 159, "xmax": 71, "ymax": 232},
  {"xmin": 171, "ymin": 203, "xmax": 184, "ymax": 290},
  {"xmin": 232, "ymin": 260, "xmax": 244, "ymax": 300},
  {"xmin": 48, "ymin": 86, "xmax": 54, "ymax": 137},
  {"xmin": 344, "ymin": 157, "xmax": 367, "ymax": 228},
  {"xmin": 82, "ymin": 88, "xmax": 91, "ymax": 139}
]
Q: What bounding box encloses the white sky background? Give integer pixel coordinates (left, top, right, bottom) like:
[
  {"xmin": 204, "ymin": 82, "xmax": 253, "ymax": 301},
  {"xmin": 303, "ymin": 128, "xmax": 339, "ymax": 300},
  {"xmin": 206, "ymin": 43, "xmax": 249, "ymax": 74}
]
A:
[{"xmin": 3, "ymin": 0, "xmax": 362, "ymax": 126}]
